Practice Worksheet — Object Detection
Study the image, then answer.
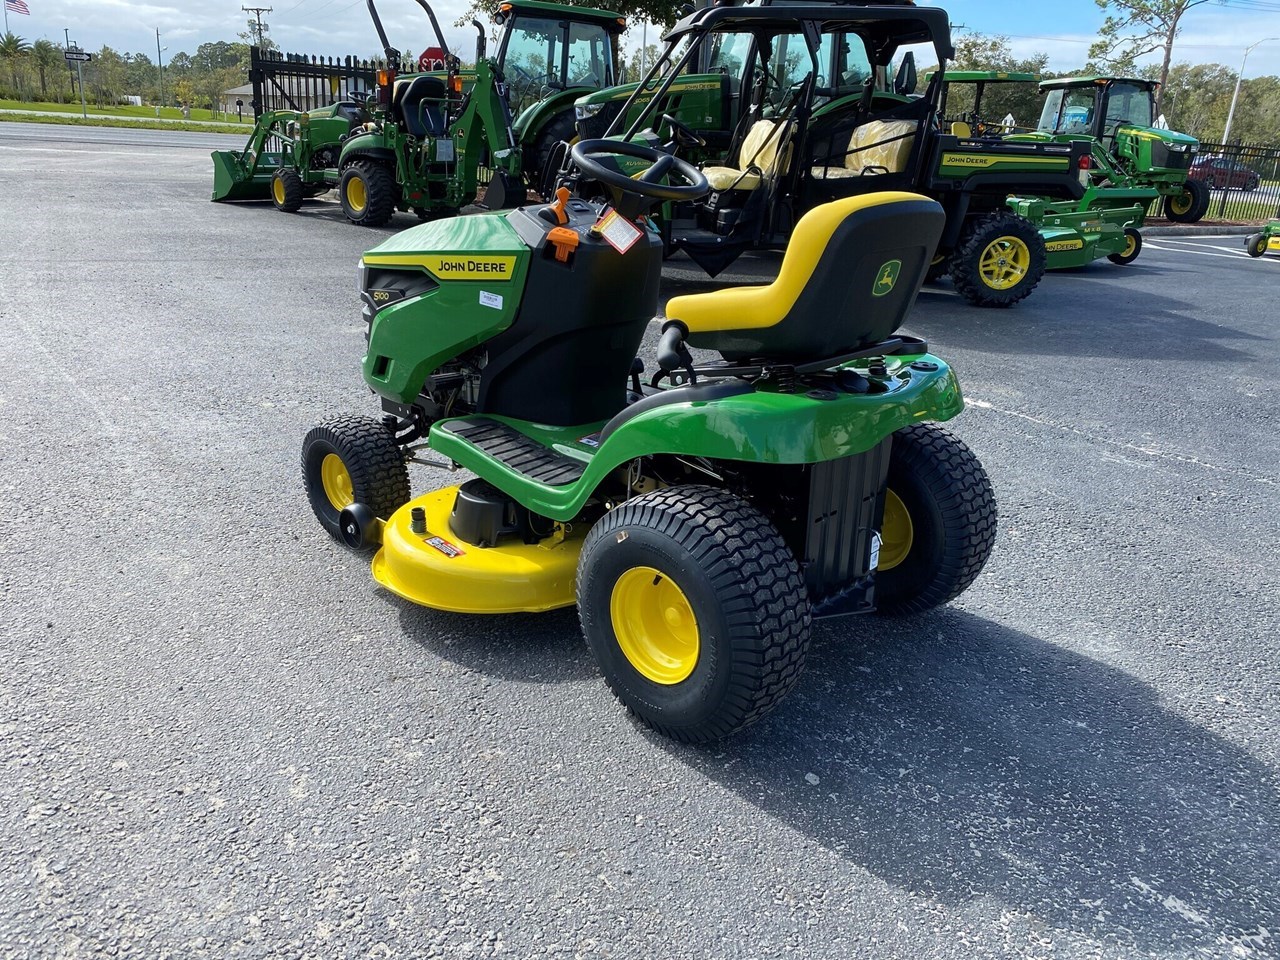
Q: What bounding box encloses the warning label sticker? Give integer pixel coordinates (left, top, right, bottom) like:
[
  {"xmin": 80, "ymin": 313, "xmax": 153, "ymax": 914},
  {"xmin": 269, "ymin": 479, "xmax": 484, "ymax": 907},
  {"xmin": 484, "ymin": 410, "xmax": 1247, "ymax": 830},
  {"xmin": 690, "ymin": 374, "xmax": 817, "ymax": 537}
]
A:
[
  {"xmin": 596, "ymin": 210, "xmax": 644, "ymax": 255},
  {"xmin": 425, "ymin": 536, "xmax": 466, "ymax": 558}
]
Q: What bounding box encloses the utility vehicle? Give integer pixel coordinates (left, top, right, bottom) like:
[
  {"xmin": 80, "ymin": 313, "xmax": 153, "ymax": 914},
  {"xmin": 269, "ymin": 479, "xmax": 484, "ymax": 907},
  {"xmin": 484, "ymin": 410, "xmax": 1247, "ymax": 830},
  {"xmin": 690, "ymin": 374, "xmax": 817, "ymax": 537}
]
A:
[
  {"xmin": 211, "ymin": 0, "xmax": 626, "ymax": 224},
  {"xmin": 302, "ymin": 138, "xmax": 997, "ymax": 742},
  {"xmin": 1011, "ymin": 76, "xmax": 1207, "ymax": 224},
  {"xmin": 568, "ymin": 4, "xmax": 1092, "ymax": 307}
]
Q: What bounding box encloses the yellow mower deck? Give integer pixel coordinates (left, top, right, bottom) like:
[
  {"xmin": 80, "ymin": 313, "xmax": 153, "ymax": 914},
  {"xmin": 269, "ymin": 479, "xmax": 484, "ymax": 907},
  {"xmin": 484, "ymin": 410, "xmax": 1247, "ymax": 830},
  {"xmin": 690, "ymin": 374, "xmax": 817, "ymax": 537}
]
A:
[{"xmin": 372, "ymin": 486, "xmax": 585, "ymax": 613}]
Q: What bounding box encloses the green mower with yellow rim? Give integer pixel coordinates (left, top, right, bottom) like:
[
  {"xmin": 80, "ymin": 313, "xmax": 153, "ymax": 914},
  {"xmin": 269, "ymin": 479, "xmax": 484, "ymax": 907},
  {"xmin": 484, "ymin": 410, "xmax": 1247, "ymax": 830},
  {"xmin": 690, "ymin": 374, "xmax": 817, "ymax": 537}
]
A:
[
  {"xmin": 1245, "ymin": 212, "xmax": 1280, "ymax": 258},
  {"xmin": 302, "ymin": 137, "xmax": 997, "ymax": 742}
]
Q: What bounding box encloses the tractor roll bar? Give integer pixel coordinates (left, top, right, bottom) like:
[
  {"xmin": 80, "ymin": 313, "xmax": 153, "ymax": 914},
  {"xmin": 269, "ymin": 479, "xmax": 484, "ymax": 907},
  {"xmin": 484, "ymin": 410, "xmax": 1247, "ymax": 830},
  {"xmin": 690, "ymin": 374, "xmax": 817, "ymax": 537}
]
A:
[{"xmin": 364, "ymin": 0, "xmax": 454, "ymax": 66}]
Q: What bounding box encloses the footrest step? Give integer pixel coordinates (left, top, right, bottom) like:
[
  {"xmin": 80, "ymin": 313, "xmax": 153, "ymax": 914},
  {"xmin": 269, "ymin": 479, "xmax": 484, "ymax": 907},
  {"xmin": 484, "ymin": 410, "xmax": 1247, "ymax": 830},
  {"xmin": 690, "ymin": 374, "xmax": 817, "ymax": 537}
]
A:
[{"xmin": 437, "ymin": 417, "xmax": 586, "ymax": 487}]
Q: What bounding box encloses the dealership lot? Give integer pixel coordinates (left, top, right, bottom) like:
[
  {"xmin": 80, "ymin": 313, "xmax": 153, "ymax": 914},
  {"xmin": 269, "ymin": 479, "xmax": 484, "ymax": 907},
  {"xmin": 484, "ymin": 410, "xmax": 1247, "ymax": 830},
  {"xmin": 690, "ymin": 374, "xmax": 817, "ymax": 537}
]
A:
[{"xmin": 1, "ymin": 123, "xmax": 1277, "ymax": 959}]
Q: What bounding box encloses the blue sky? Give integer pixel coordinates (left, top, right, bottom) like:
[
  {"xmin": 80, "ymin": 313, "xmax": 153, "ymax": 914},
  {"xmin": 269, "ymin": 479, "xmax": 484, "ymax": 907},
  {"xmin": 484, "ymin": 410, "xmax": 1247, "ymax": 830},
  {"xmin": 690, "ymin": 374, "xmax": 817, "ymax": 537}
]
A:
[{"xmin": 7, "ymin": 0, "xmax": 1280, "ymax": 78}]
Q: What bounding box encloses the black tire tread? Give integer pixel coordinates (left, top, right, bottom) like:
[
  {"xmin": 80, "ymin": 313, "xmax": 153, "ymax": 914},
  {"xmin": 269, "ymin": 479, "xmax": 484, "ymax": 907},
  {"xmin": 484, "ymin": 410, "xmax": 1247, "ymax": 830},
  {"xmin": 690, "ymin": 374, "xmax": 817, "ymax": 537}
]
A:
[
  {"xmin": 342, "ymin": 160, "xmax": 397, "ymax": 227},
  {"xmin": 578, "ymin": 485, "xmax": 811, "ymax": 742},
  {"xmin": 530, "ymin": 111, "xmax": 577, "ymax": 198},
  {"xmin": 1107, "ymin": 227, "xmax": 1142, "ymax": 266},
  {"xmin": 273, "ymin": 168, "xmax": 304, "ymax": 213},
  {"xmin": 1246, "ymin": 233, "xmax": 1267, "ymax": 258},
  {"xmin": 302, "ymin": 414, "xmax": 410, "ymax": 542},
  {"xmin": 877, "ymin": 423, "xmax": 997, "ymax": 616},
  {"xmin": 950, "ymin": 212, "xmax": 1047, "ymax": 308},
  {"xmin": 1165, "ymin": 178, "xmax": 1209, "ymax": 224}
]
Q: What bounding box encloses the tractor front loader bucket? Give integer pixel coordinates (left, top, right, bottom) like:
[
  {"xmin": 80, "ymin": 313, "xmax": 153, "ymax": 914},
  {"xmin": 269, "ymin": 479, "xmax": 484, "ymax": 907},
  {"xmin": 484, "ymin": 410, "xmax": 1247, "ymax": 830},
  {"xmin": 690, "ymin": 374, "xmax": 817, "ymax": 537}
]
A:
[{"xmin": 211, "ymin": 149, "xmax": 279, "ymax": 202}]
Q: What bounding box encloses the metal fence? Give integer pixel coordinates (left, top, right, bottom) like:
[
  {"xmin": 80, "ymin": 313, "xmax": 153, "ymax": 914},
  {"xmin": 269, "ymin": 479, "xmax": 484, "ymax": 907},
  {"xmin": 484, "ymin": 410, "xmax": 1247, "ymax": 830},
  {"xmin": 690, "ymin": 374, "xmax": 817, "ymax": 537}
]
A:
[
  {"xmin": 1154, "ymin": 140, "xmax": 1280, "ymax": 222},
  {"xmin": 248, "ymin": 47, "xmax": 414, "ymax": 118}
]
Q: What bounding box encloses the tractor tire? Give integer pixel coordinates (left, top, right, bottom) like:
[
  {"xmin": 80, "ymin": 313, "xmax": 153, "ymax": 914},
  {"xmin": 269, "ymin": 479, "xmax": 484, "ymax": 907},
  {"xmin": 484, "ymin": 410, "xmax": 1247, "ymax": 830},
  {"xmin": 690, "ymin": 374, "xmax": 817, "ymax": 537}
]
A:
[
  {"xmin": 874, "ymin": 423, "xmax": 997, "ymax": 617},
  {"xmin": 1247, "ymin": 233, "xmax": 1268, "ymax": 258},
  {"xmin": 950, "ymin": 212, "xmax": 1046, "ymax": 308},
  {"xmin": 271, "ymin": 168, "xmax": 304, "ymax": 213},
  {"xmin": 1164, "ymin": 179, "xmax": 1209, "ymax": 223},
  {"xmin": 529, "ymin": 111, "xmax": 578, "ymax": 199},
  {"xmin": 577, "ymin": 484, "xmax": 811, "ymax": 743},
  {"xmin": 302, "ymin": 414, "xmax": 410, "ymax": 545},
  {"xmin": 339, "ymin": 160, "xmax": 397, "ymax": 227},
  {"xmin": 1107, "ymin": 227, "xmax": 1142, "ymax": 265}
]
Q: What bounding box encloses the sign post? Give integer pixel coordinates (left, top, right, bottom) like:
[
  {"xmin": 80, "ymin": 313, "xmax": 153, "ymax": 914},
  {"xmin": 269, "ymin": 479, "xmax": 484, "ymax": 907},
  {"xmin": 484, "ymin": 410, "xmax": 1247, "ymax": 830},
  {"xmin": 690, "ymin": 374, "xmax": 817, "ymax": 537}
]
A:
[{"xmin": 64, "ymin": 47, "xmax": 93, "ymax": 119}]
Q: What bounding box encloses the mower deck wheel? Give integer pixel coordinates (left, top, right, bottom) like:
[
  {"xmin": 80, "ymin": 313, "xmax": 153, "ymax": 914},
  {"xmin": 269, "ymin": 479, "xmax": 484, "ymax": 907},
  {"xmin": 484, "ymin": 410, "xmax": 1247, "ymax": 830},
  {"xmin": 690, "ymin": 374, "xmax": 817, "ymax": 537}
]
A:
[
  {"xmin": 950, "ymin": 212, "xmax": 1046, "ymax": 308},
  {"xmin": 577, "ymin": 484, "xmax": 811, "ymax": 743},
  {"xmin": 339, "ymin": 160, "xmax": 396, "ymax": 227},
  {"xmin": 1107, "ymin": 227, "xmax": 1142, "ymax": 265},
  {"xmin": 1246, "ymin": 233, "xmax": 1268, "ymax": 258},
  {"xmin": 875, "ymin": 423, "xmax": 998, "ymax": 616},
  {"xmin": 302, "ymin": 415, "xmax": 410, "ymax": 545},
  {"xmin": 1164, "ymin": 179, "xmax": 1209, "ymax": 224},
  {"xmin": 272, "ymin": 168, "xmax": 304, "ymax": 213}
]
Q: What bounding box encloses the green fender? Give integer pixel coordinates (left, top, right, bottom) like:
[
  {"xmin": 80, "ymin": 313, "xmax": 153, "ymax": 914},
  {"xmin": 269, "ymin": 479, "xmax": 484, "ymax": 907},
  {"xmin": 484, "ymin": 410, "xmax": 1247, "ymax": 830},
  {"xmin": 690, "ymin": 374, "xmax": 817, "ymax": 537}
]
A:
[
  {"xmin": 429, "ymin": 355, "xmax": 966, "ymax": 521},
  {"xmin": 339, "ymin": 129, "xmax": 396, "ymax": 168},
  {"xmin": 513, "ymin": 88, "xmax": 589, "ymax": 144}
]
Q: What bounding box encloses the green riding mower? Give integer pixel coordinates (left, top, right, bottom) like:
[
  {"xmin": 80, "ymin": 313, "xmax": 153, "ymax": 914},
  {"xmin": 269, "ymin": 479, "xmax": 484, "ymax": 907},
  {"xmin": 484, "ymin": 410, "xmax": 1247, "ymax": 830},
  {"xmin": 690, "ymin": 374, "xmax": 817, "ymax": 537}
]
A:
[
  {"xmin": 1245, "ymin": 212, "xmax": 1280, "ymax": 258},
  {"xmin": 211, "ymin": 0, "xmax": 625, "ymax": 225},
  {"xmin": 302, "ymin": 138, "xmax": 998, "ymax": 742}
]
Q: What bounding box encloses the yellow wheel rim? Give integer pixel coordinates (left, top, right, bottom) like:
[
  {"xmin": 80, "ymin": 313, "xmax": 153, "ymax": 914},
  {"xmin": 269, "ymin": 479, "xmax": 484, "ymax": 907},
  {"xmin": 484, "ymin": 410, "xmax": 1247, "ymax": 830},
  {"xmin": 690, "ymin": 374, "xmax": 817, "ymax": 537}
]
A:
[
  {"xmin": 978, "ymin": 235, "xmax": 1031, "ymax": 291},
  {"xmin": 272, "ymin": 176, "xmax": 286, "ymax": 205},
  {"xmin": 1169, "ymin": 192, "xmax": 1192, "ymax": 216},
  {"xmin": 878, "ymin": 489, "xmax": 914, "ymax": 572},
  {"xmin": 320, "ymin": 453, "xmax": 354, "ymax": 511},
  {"xmin": 610, "ymin": 566, "xmax": 700, "ymax": 685},
  {"xmin": 346, "ymin": 175, "xmax": 367, "ymax": 214},
  {"xmin": 1120, "ymin": 233, "xmax": 1138, "ymax": 259}
]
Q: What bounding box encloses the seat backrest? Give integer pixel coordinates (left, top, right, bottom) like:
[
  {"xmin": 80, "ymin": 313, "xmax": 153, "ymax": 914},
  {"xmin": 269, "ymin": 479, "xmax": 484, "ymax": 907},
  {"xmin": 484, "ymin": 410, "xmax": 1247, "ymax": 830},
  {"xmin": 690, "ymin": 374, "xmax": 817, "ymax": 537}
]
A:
[
  {"xmin": 679, "ymin": 192, "xmax": 945, "ymax": 362},
  {"xmin": 847, "ymin": 120, "xmax": 917, "ymax": 174},
  {"xmin": 738, "ymin": 119, "xmax": 785, "ymax": 174},
  {"xmin": 393, "ymin": 75, "xmax": 448, "ymax": 139},
  {"xmin": 950, "ymin": 120, "xmax": 972, "ymax": 139}
]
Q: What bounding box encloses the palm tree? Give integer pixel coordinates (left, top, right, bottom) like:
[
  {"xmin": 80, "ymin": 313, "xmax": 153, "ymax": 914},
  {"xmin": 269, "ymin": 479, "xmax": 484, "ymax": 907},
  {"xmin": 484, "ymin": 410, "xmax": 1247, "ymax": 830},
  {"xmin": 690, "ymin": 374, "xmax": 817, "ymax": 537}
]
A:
[
  {"xmin": 0, "ymin": 32, "xmax": 31, "ymax": 94},
  {"xmin": 32, "ymin": 39, "xmax": 60, "ymax": 97}
]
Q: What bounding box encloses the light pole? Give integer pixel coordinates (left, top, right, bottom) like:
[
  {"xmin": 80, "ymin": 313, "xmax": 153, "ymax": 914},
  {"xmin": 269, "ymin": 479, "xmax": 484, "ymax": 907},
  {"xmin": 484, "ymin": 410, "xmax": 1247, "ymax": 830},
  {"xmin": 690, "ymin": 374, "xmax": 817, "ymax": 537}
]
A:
[
  {"xmin": 1222, "ymin": 37, "xmax": 1278, "ymax": 148},
  {"xmin": 155, "ymin": 29, "xmax": 167, "ymax": 113}
]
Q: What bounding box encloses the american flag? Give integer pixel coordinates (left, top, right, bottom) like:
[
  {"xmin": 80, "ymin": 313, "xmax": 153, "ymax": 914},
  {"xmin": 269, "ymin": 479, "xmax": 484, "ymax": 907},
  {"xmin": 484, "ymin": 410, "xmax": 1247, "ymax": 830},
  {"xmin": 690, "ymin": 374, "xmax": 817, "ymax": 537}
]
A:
[{"xmin": 5, "ymin": 0, "xmax": 31, "ymax": 15}]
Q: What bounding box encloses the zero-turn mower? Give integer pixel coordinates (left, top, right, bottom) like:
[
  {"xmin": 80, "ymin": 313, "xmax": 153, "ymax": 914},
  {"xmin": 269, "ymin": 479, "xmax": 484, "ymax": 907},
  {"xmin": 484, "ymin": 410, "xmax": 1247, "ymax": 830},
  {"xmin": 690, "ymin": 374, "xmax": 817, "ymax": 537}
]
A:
[
  {"xmin": 302, "ymin": 138, "xmax": 997, "ymax": 742},
  {"xmin": 1246, "ymin": 209, "xmax": 1280, "ymax": 258}
]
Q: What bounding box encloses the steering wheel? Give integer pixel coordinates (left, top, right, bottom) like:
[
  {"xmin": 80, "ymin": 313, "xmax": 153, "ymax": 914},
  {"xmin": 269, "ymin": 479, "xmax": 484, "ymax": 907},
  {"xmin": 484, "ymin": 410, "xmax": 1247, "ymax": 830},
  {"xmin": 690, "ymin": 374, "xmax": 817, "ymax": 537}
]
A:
[
  {"xmin": 662, "ymin": 113, "xmax": 706, "ymax": 149},
  {"xmin": 570, "ymin": 139, "xmax": 708, "ymax": 202}
]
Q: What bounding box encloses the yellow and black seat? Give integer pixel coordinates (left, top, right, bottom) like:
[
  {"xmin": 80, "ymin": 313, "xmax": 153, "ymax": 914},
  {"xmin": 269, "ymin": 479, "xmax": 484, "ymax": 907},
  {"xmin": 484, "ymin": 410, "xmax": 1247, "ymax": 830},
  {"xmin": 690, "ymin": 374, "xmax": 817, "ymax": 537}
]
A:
[
  {"xmin": 702, "ymin": 119, "xmax": 790, "ymax": 192},
  {"xmin": 664, "ymin": 192, "xmax": 944, "ymax": 362}
]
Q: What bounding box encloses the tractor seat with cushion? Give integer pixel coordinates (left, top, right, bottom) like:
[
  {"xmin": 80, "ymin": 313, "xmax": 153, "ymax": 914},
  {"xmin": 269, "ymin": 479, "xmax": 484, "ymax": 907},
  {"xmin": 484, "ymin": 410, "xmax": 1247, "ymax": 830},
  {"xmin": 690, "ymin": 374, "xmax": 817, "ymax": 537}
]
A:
[
  {"xmin": 664, "ymin": 192, "xmax": 944, "ymax": 362},
  {"xmin": 702, "ymin": 119, "xmax": 790, "ymax": 192},
  {"xmin": 393, "ymin": 76, "xmax": 448, "ymax": 139},
  {"xmin": 810, "ymin": 119, "xmax": 918, "ymax": 180},
  {"xmin": 950, "ymin": 120, "xmax": 972, "ymax": 138}
]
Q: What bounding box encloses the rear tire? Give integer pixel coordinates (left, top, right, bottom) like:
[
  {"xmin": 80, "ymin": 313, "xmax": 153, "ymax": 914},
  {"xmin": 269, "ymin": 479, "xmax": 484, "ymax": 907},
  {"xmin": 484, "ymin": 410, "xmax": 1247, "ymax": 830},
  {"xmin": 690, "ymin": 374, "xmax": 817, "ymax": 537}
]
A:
[
  {"xmin": 271, "ymin": 168, "xmax": 304, "ymax": 213},
  {"xmin": 339, "ymin": 160, "xmax": 397, "ymax": 227},
  {"xmin": 1165, "ymin": 179, "xmax": 1209, "ymax": 223},
  {"xmin": 1107, "ymin": 227, "xmax": 1142, "ymax": 265},
  {"xmin": 1247, "ymin": 233, "xmax": 1268, "ymax": 258},
  {"xmin": 302, "ymin": 415, "xmax": 409, "ymax": 544},
  {"xmin": 875, "ymin": 423, "xmax": 997, "ymax": 616},
  {"xmin": 577, "ymin": 485, "xmax": 811, "ymax": 743},
  {"xmin": 950, "ymin": 212, "xmax": 1046, "ymax": 308}
]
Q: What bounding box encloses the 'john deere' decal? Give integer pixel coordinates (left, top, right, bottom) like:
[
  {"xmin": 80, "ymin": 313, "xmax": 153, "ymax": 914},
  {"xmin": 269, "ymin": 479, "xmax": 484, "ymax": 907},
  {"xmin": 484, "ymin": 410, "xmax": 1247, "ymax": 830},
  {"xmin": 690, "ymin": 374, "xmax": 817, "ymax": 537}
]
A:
[
  {"xmin": 1045, "ymin": 239, "xmax": 1085, "ymax": 253},
  {"xmin": 873, "ymin": 260, "xmax": 902, "ymax": 297},
  {"xmin": 363, "ymin": 252, "xmax": 517, "ymax": 281}
]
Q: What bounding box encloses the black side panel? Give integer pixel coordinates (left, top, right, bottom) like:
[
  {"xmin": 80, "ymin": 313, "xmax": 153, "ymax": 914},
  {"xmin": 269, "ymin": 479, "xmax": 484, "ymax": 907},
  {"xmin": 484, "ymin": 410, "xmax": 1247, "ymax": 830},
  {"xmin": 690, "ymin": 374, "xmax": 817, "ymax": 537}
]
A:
[
  {"xmin": 803, "ymin": 439, "xmax": 891, "ymax": 604},
  {"xmin": 440, "ymin": 417, "xmax": 585, "ymax": 486},
  {"xmin": 478, "ymin": 204, "xmax": 664, "ymax": 426}
]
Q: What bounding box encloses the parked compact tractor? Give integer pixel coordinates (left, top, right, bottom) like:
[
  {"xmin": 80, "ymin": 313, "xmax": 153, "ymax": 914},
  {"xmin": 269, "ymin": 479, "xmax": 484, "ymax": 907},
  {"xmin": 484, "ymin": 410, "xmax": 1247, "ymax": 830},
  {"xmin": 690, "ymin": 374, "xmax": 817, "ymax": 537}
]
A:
[
  {"xmin": 303, "ymin": 137, "xmax": 997, "ymax": 741},
  {"xmin": 566, "ymin": 4, "xmax": 1092, "ymax": 307},
  {"xmin": 1011, "ymin": 76, "xmax": 1208, "ymax": 224},
  {"xmin": 211, "ymin": 0, "xmax": 625, "ymax": 224},
  {"xmin": 935, "ymin": 70, "xmax": 1150, "ymax": 271}
]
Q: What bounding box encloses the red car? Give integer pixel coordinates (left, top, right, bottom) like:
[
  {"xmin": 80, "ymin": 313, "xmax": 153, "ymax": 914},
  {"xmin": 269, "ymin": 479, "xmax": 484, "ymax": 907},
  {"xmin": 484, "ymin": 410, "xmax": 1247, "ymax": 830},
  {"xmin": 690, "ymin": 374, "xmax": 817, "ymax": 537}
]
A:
[{"xmin": 1189, "ymin": 156, "xmax": 1261, "ymax": 191}]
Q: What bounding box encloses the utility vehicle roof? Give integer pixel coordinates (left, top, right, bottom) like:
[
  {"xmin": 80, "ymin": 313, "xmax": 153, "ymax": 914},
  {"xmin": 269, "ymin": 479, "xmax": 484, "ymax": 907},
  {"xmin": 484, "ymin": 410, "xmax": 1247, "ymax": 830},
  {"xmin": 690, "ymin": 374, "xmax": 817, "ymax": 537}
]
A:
[
  {"xmin": 500, "ymin": 0, "xmax": 626, "ymax": 29},
  {"xmin": 930, "ymin": 70, "xmax": 1040, "ymax": 83},
  {"xmin": 662, "ymin": 4, "xmax": 954, "ymax": 61},
  {"xmin": 1039, "ymin": 76, "xmax": 1158, "ymax": 91}
]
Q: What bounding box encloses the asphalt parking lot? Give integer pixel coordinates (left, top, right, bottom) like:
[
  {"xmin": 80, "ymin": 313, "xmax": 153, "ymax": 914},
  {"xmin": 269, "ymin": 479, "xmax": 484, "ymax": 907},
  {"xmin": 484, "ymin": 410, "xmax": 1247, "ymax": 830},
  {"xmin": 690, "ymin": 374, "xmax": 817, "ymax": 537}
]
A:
[{"xmin": 1, "ymin": 121, "xmax": 1277, "ymax": 959}]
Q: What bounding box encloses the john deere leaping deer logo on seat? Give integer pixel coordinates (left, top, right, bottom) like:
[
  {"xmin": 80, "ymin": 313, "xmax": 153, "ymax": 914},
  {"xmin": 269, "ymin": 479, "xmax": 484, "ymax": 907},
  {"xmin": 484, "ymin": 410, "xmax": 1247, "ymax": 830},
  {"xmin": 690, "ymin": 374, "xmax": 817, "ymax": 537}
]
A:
[{"xmin": 873, "ymin": 259, "xmax": 902, "ymax": 297}]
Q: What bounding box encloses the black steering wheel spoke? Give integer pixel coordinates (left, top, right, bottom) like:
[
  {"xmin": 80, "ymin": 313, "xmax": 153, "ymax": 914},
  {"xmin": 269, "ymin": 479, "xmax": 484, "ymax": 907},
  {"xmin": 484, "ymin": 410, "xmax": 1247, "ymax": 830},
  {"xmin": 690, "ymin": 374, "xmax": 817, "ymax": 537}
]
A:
[{"xmin": 568, "ymin": 139, "xmax": 709, "ymax": 216}]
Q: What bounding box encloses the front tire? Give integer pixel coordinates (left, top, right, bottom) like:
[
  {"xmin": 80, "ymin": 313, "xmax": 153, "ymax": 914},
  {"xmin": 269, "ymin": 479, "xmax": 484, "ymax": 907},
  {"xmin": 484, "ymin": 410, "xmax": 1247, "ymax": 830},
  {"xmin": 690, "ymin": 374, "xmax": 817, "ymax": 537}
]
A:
[
  {"xmin": 271, "ymin": 168, "xmax": 304, "ymax": 213},
  {"xmin": 950, "ymin": 212, "xmax": 1047, "ymax": 308},
  {"xmin": 577, "ymin": 485, "xmax": 811, "ymax": 743},
  {"xmin": 875, "ymin": 423, "xmax": 998, "ymax": 616},
  {"xmin": 302, "ymin": 415, "xmax": 410, "ymax": 544},
  {"xmin": 1107, "ymin": 227, "xmax": 1142, "ymax": 265},
  {"xmin": 1247, "ymin": 233, "xmax": 1268, "ymax": 258},
  {"xmin": 339, "ymin": 160, "xmax": 396, "ymax": 227},
  {"xmin": 1165, "ymin": 179, "xmax": 1209, "ymax": 223}
]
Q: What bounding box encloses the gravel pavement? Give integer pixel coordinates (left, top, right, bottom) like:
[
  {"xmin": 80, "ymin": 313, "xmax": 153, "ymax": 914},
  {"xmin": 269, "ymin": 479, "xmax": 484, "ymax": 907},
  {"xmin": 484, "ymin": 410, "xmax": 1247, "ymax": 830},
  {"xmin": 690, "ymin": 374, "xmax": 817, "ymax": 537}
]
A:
[{"xmin": 1, "ymin": 126, "xmax": 1277, "ymax": 960}]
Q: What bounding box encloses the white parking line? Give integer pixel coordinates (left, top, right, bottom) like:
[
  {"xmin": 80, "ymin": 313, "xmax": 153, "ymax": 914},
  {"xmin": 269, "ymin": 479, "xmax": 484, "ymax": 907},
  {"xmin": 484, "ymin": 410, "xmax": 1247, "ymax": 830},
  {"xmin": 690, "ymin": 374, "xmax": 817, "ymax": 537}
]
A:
[
  {"xmin": 1144, "ymin": 240, "xmax": 1278, "ymax": 263},
  {"xmin": 1147, "ymin": 237, "xmax": 1255, "ymax": 255}
]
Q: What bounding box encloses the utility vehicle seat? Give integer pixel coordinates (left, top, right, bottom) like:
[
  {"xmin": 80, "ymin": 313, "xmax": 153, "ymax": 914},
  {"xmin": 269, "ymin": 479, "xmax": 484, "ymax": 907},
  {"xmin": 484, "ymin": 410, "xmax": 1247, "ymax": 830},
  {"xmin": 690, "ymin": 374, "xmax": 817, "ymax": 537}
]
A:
[
  {"xmin": 393, "ymin": 76, "xmax": 448, "ymax": 139},
  {"xmin": 665, "ymin": 192, "xmax": 944, "ymax": 361},
  {"xmin": 811, "ymin": 119, "xmax": 917, "ymax": 180},
  {"xmin": 703, "ymin": 120, "xmax": 789, "ymax": 191}
]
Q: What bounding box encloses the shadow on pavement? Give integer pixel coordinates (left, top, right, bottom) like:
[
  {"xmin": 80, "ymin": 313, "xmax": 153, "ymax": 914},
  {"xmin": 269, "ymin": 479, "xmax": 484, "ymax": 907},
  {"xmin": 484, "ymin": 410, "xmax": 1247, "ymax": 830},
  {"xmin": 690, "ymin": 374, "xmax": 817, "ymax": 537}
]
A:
[{"xmin": 653, "ymin": 608, "xmax": 1279, "ymax": 955}]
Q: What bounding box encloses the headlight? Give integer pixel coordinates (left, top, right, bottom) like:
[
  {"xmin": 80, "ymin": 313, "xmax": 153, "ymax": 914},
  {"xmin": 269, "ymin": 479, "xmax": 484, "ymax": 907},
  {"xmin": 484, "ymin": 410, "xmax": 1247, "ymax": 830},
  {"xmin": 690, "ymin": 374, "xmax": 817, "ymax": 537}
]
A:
[{"xmin": 575, "ymin": 101, "xmax": 606, "ymax": 120}]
